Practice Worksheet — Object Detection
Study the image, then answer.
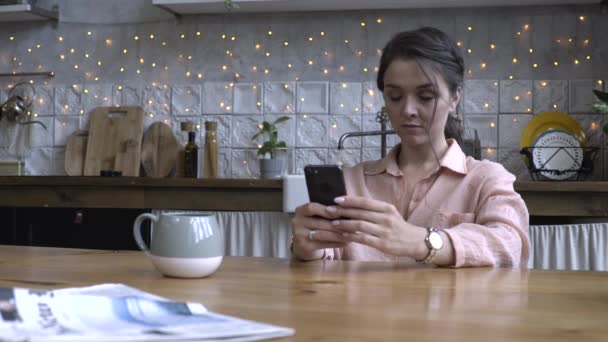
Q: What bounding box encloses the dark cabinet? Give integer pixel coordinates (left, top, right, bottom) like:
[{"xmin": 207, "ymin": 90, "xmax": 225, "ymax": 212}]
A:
[{"xmin": 0, "ymin": 208, "xmax": 149, "ymax": 250}]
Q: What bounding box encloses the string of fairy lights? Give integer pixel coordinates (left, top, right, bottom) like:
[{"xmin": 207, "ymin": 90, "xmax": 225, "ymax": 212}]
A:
[{"xmin": 1, "ymin": 13, "xmax": 603, "ymax": 163}]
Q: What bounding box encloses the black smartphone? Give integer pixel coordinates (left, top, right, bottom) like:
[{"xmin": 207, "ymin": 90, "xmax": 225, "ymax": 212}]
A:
[{"xmin": 304, "ymin": 165, "xmax": 347, "ymax": 206}]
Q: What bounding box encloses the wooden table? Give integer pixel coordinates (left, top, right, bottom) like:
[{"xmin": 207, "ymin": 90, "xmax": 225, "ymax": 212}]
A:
[{"xmin": 1, "ymin": 246, "xmax": 607, "ymax": 341}]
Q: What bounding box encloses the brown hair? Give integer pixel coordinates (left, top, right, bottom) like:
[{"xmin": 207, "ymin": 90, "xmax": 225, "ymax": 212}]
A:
[{"xmin": 376, "ymin": 27, "xmax": 465, "ymax": 144}]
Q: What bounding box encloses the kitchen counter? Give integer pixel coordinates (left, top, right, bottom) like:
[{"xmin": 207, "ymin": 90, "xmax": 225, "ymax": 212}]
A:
[{"xmin": 0, "ymin": 176, "xmax": 607, "ymax": 216}]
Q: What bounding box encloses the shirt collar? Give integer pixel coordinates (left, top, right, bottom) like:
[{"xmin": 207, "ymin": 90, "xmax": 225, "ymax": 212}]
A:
[{"xmin": 363, "ymin": 139, "xmax": 468, "ymax": 176}]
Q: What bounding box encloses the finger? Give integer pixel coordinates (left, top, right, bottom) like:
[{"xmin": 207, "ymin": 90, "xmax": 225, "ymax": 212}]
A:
[
  {"xmin": 331, "ymin": 219, "xmax": 384, "ymax": 237},
  {"xmin": 326, "ymin": 206, "xmax": 387, "ymax": 223},
  {"xmin": 292, "ymin": 215, "xmax": 343, "ymax": 233},
  {"xmin": 334, "ymin": 196, "xmax": 394, "ymax": 213},
  {"xmin": 295, "ymin": 202, "xmax": 336, "ymax": 220}
]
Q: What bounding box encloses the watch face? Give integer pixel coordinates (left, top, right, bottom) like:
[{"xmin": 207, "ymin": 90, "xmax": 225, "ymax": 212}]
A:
[{"xmin": 428, "ymin": 231, "xmax": 444, "ymax": 250}]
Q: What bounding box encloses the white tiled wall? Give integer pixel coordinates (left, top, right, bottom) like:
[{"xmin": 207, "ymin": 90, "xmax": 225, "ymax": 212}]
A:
[{"xmin": 0, "ymin": 79, "xmax": 606, "ymax": 178}]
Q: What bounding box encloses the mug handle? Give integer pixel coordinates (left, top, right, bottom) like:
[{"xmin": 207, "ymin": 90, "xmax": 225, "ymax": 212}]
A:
[{"xmin": 133, "ymin": 213, "xmax": 159, "ymax": 253}]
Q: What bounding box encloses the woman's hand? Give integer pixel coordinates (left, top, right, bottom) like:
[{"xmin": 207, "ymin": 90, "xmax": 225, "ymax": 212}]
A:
[
  {"xmin": 291, "ymin": 202, "xmax": 347, "ymax": 260},
  {"xmin": 326, "ymin": 196, "xmax": 429, "ymax": 260}
]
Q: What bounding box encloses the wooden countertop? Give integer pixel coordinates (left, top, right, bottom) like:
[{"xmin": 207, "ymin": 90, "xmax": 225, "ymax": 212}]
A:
[
  {"xmin": 0, "ymin": 176, "xmax": 607, "ymax": 216},
  {"xmin": 1, "ymin": 245, "xmax": 608, "ymax": 342}
]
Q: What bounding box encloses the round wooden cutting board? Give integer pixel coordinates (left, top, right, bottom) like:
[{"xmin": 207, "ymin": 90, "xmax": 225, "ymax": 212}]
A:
[
  {"xmin": 141, "ymin": 122, "xmax": 179, "ymax": 178},
  {"xmin": 64, "ymin": 130, "xmax": 89, "ymax": 176}
]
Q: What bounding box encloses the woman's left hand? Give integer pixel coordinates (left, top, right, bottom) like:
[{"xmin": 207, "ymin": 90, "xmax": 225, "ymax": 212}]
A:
[{"xmin": 326, "ymin": 196, "xmax": 428, "ymax": 259}]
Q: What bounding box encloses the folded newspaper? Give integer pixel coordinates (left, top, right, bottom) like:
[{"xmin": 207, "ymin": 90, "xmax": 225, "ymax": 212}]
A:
[{"xmin": 0, "ymin": 283, "xmax": 294, "ymax": 342}]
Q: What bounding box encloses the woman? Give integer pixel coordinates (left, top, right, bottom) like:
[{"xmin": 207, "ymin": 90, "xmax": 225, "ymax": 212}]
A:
[{"xmin": 291, "ymin": 27, "xmax": 530, "ymax": 267}]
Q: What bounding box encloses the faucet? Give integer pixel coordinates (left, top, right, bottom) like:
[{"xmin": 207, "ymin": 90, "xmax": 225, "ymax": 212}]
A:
[{"xmin": 337, "ymin": 107, "xmax": 397, "ymax": 158}]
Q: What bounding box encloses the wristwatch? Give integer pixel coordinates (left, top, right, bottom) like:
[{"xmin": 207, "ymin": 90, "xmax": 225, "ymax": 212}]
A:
[{"xmin": 419, "ymin": 227, "xmax": 443, "ymax": 264}]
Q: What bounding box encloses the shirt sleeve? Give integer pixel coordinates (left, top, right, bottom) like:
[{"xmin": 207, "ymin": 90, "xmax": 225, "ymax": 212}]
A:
[{"xmin": 443, "ymin": 164, "xmax": 530, "ymax": 268}]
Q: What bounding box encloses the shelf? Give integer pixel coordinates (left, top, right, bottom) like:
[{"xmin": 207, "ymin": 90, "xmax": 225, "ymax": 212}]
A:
[
  {"xmin": 153, "ymin": 0, "xmax": 600, "ymax": 14},
  {"xmin": 0, "ymin": 4, "xmax": 58, "ymax": 21}
]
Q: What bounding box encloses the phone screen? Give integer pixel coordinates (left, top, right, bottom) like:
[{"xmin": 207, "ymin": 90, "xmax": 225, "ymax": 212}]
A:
[{"xmin": 304, "ymin": 165, "xmax": 347, "ymax": 206}]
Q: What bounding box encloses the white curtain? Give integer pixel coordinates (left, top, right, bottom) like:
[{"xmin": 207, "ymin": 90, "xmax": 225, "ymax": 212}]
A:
[
  {"xmin": 152, "ymin": 210, "xmax": 293, "ymax": 258},
  {"xmin": 528, "ymin": 223, "xmax": 608, "ymax": 271}
]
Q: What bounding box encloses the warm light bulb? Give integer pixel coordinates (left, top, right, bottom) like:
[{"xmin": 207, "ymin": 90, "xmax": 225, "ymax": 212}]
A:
[
  {"xmin": 554, "ymin": 61, "xmax": 559, "ymax": 66},
  {"xmin": 87, "ymin": 31, "xmax": 92, "ymax": 36},
  {"xmin": 467, "ymin": 48, "xmax": 472, "ymax": 54},
  {"xmin": 222, "ymin": 65, "xmax": 227, "ymax": 71},
  {"xmin": 481, "ymin": 63, "xmax": 487, "ymax": 69},
  {"xmin": 512, "ymin": 58, "xmax": 518, "ymax": 64},
  {"xmin": 339, "ymin": 65, "xmax": 345, "ymax": 72},
  {"xmin": 361, "ymin": 22, "xmax": 366, "ymax": 27},
  {"xmin": 308, "ymin": 60, "xmax": 313, "ymax": 65},
  {"xmin": 134, "ymin": 35, "xmax": 139, "ymax": 40},
  {"xmin": 267, "ymin": 31, "xmax": 272, "ymax": 36},
  {"xmin": 467, "ymin": 26, "xmax": 473, "ymax": 31},
  {"xmin": 196, "ymin": 31, "xmax": 201, "ymax": 36},
  {"xmin": 323, "ymin": 69, "xmax": 329, "ymax": 75},
  {"xmin": 586, "ymin": 55, "xmax": 591, "ymax": 60},
  {"xmin": 533, "ymin": 63, "xmax": 538, "ymax": 68},
  {"xmin": 181, "ymin": 34, "xmax": 186, "ymax": 39},
  {"xmin": 150, "ymin": 34, "xmax": 154, "ymax": 39},
  {"xmin": 514, "ymin": 96, "xmax": 520, "ymax": 101},
  {"xmin": 529, "ymin": 48, "xmax": 534, "ymax": 54},
  {"xmin": 579, "ymin": 15, "xmax": 585, "ymax": 21},
  {"xmin": 58, "ymin": 36, "xmax": 63, "ymax": 42},
  {"xmin": 574, "ymin": 59, "xmax": 580, "ymax": 65},
  {"xmin": 456, "ymin": 41, "xmax": 462, "ymax": 47},
  {"xmin": 308, "ymin": 37, "xmax": 313, "ymax": 41},
  {"xmin": 541, "ymin": 81, "xmax": 547, "ymax": 87},
  {"xmin": 524, "ymin": 24, "xmax": 529, "ymax": 30},
  {"xmin": 377, "ymin": 18, "xmax": 382, "ymax": 23},
  {"xmin": 490, "ymin": 43, "xmax": 496, "ymax": 50},
  {"xmin": 490, "ymin": 122, "xmax": 495, "ymax": 128},
  {"xmin": 363, "ymin": 67, "xmax": 368, "ymax": 72},
  {"xmin": 483, "ymin": 103, "xmax": 489, "ymax": 109},
  {"xmin": 284, "ymin": 41, "xmax": 289, "ymax": 46},
  {"xmin": 320, "ymin": 31, "xmax": 325, "ymax": 36}
]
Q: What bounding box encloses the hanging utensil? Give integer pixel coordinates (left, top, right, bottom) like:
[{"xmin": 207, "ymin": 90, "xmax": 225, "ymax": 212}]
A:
[{"xmin": 0, "ymin": 81, "xmax": 47, "ymax": 129}]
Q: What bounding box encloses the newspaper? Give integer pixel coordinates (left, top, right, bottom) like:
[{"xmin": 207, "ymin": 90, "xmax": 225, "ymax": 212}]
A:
[{"xmin": 0, "ymin": 283, "xmax": 294, "ymax": 342}]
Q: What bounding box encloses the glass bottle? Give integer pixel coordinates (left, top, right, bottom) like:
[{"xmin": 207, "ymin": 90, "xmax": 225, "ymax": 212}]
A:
[
  {"xmin": 183, "ymin": 131, "xmax": 198, "ymax": 178},
  {"xmin": 204, "ymin": 121, "xmax": 219, "ymax": 178}
]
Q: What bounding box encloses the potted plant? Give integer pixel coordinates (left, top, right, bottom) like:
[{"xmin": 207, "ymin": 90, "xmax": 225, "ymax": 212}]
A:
[
  {"xmin": 251, "ymin": 116, "xmax": 290, "ymax": 179},
  {"xmin": 592, "ymin": 89, "xmax": 608, "ymax": 136}
]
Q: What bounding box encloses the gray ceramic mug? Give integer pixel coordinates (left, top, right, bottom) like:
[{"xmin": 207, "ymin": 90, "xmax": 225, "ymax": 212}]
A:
[{"xmin": 133, "ymin": 212, "xmax": 224, "ymax": 278}]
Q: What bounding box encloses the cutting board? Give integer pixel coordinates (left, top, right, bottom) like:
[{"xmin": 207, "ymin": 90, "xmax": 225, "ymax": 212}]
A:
[
  {"xmin": 64, "ymin": 129, "xmax": 88, "ymax": 176},
  {"xmin": 141, "ymin": 122, "xmax": 179, "ymax": 178},
  {"xmin": 83, "ymin": 106, "xmax": 145, "ymax": 176}
]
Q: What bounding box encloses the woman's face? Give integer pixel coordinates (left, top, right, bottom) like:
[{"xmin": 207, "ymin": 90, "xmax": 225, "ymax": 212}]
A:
[{"xmin": 382, "ymin": 59, "xmax": 460, "ymax": 147}]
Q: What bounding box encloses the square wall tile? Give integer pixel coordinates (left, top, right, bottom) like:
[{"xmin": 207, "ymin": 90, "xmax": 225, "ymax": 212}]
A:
[
  {"xmin": 24, "ymin": 147, "xmax": 53, "ymax": 175},
  {"xmin": 329, "ymin": 115, "xmax": 362, "ymax": 149},
  {"xmin": 264, "ymin": 114, "xmax": 296, "ymax": 148},
  {"xmin": 32, "ymin": 85, "xmax": 54, "ymax": 115},
  {"xmin": 362, "ymin": 148, "xmax": 381, "ymax": 162},
  {"xmin": 571, "ymin": 114, "xmax": 604, "ymax": 147},
  {"xmin": 295, "ymin": 148, "xmax": 328, "ymax": 174},
  {"xmin": 234, "ymin": 83, "xmax": 262, "ymax": 115},
  {"xmin": 362, "ymin": 81, "xmax": 384, "ymax": 115},
  {"xmin": 53, "ymin": 116, "xmax": 81, "ymax": 146},
  {"xmin": 201, "ymin": 115, "xmax": 232, "ymax": 147},
  {"xmin": 329, "ymin": 148, "xmax": 361, "ymax": 168},
  {"xmin": 202, "ymin": 82, "xmax": 233, "ymax": 114},
  {"xmin": 463, "ymin": 115, "xmax": 498, "ymax": 148},
  {"xmin": 362, "ymin": 115, "xmax": 381, "ymax": 147},
  {"xmin": 296, "ymin": 115, "xmax": 328, "ymax": 148},
  {"xmin": 30, "ymin": 117, "xmax": 54, "ymax": 147},
  {"xmin": 82, "ymin": 84, "xmax": 113, "ymax": 114},
  {"xmin": 54, "ymin": 85, "xmax": 83, "ymax": 115},
  {"xmin": 172, "ymin": 85, "xmax": 201, "ymax": 116},
  {"xmin": 533, "ymin": 80, "xmax": 568, "ymax": 114},
  {"xmin": 498, "ymin": 149, "xmax": 531, "ymax": 180},
  {"xmin": 464, "ymin": 80, "xmax": 499, "ymax": 114},
  {"xmin": 498, "ymin": 114, "xmax": 533, "ymax": 149},
  {"xmin": 330, "ymin": 82, "xmax": 363, "ymax": 115},
  {"xmin": 499, "ymin": 80, "xmax": 533, "ymax": 114},
  {"xmin": 296, "ymin": 82, "xmax": 328, "ymax": 114},
  {"xmin": 569, "ymin": 79, "xmax": 599, "ymax": 113},
  {"xmin": 51, "ymin": 147, "xmax": 67, "ymax": 175},
  {"xmin": 143, "ymin": 85, "xmax": 171, "ymax": 116},
  {"xmin": 231, "ymin": 149, "xmax": 259, "ymax": 178},
  {"xmin": 263, "ymin": 82, "xmax": 296, "ymax": 114},
  {"xmin": 232, "ymin": 115, "xmax": 263, "ymax": 148},
  {"xmin": 169, "ymin": 117, "xmax": 200, "ymax": 146},
  {"xmin": 481, "ymin": 147, "xmax": 498, "ymax": 162},
  {"xmin": 113, "ymin": 85, "xmax": 142, "ymax": 106},
  {"xmin": 199, "ymin": 147, "xmax": 232, "ymax": 179}
]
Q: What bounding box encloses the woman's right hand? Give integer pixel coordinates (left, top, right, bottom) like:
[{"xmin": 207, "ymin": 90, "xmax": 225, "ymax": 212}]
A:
[{"xmin": 291, "ymin": 202, "xmax": 347, "ymax": 260}]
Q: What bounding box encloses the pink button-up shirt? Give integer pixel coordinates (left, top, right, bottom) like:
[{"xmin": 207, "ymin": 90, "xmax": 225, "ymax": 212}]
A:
[{"xmin": 325, "ymin": 140, "xmax": 530, "ymax": 267}]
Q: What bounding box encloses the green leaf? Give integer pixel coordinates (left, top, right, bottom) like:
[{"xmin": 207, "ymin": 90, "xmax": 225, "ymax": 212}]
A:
[
  {"xmin": 273, "ymin": 116, "xmax": 291, "ymax": 125},
  {"xmin": 593, "ymin": 101, "xmax": 608, "ymax": 114},
  {"xmin": 276, "ymin": 141, "xmax": 286, "ymax": 148},
  {"xmin": 251, "ymin": 131, "xmax": 262, "ymax": 140},
  {"xmin": 593, "ymin": 90, "xmax": 608, "ymax": 103}
]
